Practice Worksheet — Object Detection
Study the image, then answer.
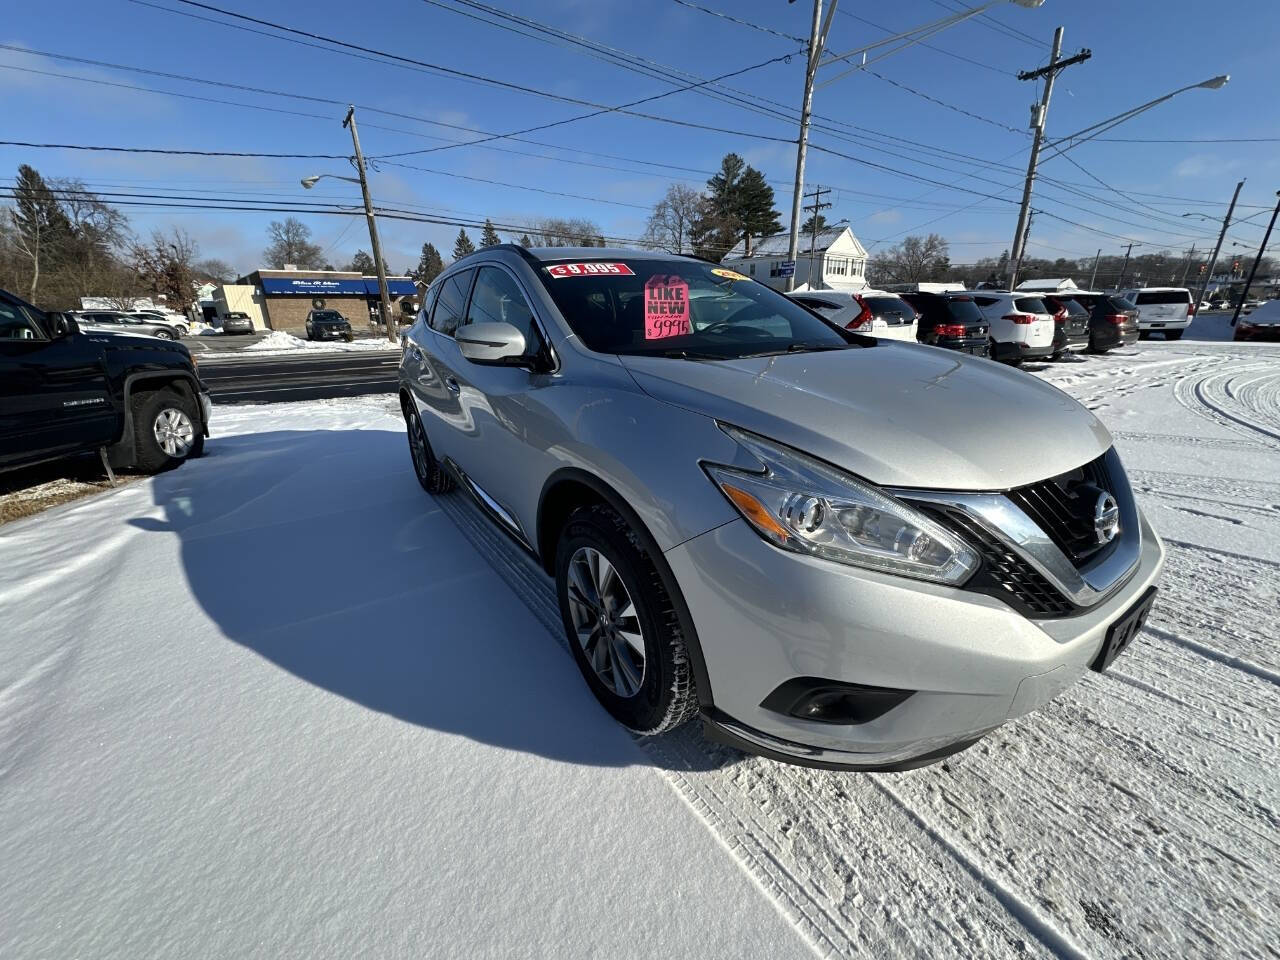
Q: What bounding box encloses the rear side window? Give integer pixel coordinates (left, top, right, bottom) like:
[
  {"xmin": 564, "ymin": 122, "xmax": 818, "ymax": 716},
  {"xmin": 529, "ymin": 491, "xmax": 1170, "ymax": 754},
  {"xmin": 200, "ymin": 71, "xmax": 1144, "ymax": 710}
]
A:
[
  {"xmin": 972, "ymin": 295, "xmax": 1000, "ymax": 307},
  {"xmin": 1059, "ymin": 298, "xmax": 1089, "ymax": 318},
  {"xmin": 430, "ymin": 269, "xmax": 474, "ymax": 337},
  {"xmin": 1134, "ymin": 290, "xmax": 1191, "ymax": 305},
  {"xmin": 1013, "ymin": 297, "xmax": 1049, "ymax": 314},
  {"xmin": 794, "ymin": 297, "xmax": 842, "ymax": 315},
  {"xmin": 1107, "ymin": 296, "xmax": 1136, "ymax": 311}
]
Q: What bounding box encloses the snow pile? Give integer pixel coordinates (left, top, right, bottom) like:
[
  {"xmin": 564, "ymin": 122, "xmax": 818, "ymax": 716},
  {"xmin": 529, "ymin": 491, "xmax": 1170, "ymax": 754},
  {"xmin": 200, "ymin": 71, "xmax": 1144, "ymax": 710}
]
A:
[{"xmin": 240, "ymin": 329, "xmax": 402, "ymax": 355}]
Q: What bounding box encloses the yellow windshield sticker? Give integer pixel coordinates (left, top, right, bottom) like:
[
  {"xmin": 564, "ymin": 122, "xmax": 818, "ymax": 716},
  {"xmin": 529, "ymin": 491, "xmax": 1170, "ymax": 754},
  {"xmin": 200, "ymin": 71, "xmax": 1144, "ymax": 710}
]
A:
[{"xmin": 711, "ymin": 268, "xmax": 751, "ymax": 282}]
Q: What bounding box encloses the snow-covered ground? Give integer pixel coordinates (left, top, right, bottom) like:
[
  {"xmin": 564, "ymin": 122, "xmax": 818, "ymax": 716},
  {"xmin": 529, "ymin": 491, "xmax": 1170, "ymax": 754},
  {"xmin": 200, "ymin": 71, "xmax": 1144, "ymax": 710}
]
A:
[{"xmin": 3, "ymin": 337, "xmax": 1278, "ymax": 958}]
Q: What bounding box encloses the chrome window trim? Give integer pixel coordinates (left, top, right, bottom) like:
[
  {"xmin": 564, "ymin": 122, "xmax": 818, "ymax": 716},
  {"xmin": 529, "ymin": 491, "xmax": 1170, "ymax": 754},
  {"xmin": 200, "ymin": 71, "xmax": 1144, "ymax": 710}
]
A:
[{"xmin": 890, "ymin": 449, "xmax": 1141, "ymax": 609}]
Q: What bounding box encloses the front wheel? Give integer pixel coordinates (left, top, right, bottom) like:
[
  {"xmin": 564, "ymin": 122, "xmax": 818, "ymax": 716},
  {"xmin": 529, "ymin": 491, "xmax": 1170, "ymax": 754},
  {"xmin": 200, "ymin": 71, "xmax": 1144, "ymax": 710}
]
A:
[
  {"xmin": 156, "ymin": 329, "xmax": 176, "ymax": 340},
  {"xmin": 132, "ymin": 388, "xmax": 204, "ymax": 473},
  {"xmin": 555, "ymin": 504, "xmax": 698, "ymax": 735}
]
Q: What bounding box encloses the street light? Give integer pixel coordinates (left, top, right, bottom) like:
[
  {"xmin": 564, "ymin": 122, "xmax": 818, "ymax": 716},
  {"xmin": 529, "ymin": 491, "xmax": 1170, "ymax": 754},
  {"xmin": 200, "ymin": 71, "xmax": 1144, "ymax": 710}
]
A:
[
  {"xmin": 783, "ymin": 0, "xmax": 1045, "ymax": 292},
  {"xmin": 301, "ymin": 106, "xmax": 398, "ymax": 344},
  {"xmin": 1041, "ymin": 75, "xmax": 1229, "ymax": 160}
]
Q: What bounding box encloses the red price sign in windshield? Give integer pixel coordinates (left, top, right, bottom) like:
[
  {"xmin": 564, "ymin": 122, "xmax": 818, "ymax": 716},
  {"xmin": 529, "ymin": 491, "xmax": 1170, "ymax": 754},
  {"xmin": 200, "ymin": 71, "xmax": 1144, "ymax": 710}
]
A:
[
  {"xmin": 644, "ymin": 275, "xmax": 691, "ymax": 340},
  {"xmin": 546, "ymin": 262, "xmax": 634, "ymax": 278}
]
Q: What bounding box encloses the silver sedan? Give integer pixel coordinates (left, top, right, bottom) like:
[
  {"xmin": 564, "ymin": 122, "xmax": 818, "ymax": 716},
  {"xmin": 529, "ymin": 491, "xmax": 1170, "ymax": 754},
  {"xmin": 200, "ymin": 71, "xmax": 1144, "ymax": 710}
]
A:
[{"xmin": 73, "ymin": 311, "xmax": 182, "ymax": 340}]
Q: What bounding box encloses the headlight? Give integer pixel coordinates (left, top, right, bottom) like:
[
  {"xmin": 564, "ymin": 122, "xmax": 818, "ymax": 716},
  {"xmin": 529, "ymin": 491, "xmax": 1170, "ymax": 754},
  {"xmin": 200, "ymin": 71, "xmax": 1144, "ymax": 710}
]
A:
[{"xmin": 704, "ymin": 426, "xmax": 978, "ymax": 586}]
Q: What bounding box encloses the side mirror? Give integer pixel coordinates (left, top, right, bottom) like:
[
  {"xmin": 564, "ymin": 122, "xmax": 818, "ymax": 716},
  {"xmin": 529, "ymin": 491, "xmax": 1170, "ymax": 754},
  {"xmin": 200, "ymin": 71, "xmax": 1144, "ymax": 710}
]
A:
[
  {"xmin": 52, "ymin": 313, "xmax": 80, "ymax": 338},
  {"xmin": 457, "ymin": 321, "xmax": 527, "ymax": 365}
]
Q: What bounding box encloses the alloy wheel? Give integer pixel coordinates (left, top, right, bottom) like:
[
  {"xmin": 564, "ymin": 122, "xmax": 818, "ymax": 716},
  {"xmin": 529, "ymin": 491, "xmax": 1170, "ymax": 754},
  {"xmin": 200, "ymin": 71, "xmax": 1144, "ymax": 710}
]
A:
[
  {"xmin": 407, "ymin": 412, "xmax": 430, "ymax": 479},
  {"xmin": 152, "ymin": 407, "xmax": 195, "ymax": 457},
  {"xmin": 566, "ymin": 546, "xmax": 646, "ymax": 698}
]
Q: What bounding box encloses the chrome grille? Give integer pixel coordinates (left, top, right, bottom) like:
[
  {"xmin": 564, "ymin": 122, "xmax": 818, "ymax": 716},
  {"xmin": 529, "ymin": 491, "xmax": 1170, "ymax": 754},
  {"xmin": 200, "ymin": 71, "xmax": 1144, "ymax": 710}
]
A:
[{"xmin": 1006, "ymin": 453, "xmax": 1113, "ymax": 567}]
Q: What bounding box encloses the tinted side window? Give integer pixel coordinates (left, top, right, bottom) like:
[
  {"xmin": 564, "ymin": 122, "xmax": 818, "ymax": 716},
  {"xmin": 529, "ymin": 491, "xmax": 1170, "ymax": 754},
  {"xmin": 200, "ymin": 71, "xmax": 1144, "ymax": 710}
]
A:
[
  {"xmin": 465, "ymin": 266, "xmax": 543, "ymax": 355},
  {"xmin": 429, "ymin": 269, "xmax": 473, "ymax": 336},
  {"xmin": 420, "ymin": 282, "xmax": 441, "ymax": 325},
  {"xmin": 1013, "ymin": 297, "xmax": 1048, "ymax": 314}
]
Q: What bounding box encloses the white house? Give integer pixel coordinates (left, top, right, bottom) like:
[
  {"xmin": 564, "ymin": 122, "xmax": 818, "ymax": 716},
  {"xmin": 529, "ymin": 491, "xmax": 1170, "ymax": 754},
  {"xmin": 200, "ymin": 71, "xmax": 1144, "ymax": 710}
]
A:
[{"xmin": 721, "ymin": 226, "xmax": 869, "ymax": 292}]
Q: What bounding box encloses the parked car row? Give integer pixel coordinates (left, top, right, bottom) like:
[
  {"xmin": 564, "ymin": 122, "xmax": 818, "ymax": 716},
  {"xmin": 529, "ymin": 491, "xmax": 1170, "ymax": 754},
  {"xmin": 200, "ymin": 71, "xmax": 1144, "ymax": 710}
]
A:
[
  {"xmin": 787, "ymin": 288, "xmax": 1139, "ymax": 363},
  {"xmin": 70, "ymin": 309, "xmax": 190, "ymax": 340}
]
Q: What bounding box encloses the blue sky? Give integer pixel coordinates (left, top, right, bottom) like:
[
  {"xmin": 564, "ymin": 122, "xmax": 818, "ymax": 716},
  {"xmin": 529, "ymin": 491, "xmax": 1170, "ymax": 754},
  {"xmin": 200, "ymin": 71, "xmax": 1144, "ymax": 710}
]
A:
[{"xmin": 3, "ymin": 0, "xmax": 1277, "ymax": 274}]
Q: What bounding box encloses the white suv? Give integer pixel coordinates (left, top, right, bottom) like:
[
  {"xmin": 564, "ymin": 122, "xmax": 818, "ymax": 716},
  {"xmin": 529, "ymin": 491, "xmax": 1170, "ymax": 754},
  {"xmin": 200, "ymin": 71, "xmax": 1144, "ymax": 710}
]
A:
[
  {"xmin": 970, "ymin": 292, "xmax": 1056, "ymax": 362},
  {"xmin": 1116, "ymin": 288, "xmax": 1193, "ymax": 340},
  {"xmin": 788, "ymin": 290, "xmax": 919, "ymax": 343}
]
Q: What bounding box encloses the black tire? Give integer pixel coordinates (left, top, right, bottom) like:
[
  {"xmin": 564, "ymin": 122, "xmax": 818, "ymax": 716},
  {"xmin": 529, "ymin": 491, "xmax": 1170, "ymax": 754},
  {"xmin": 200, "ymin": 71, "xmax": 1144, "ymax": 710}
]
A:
[
  {"xmin": 1138, "ymin": 330, "xmax": 1151, "ymax": 340},
  {"xmin": 1165, "ymin": 329, "xmax": 1184, "ymax": 341},
  {"xmin": 155, "ymin": 328, "xmax": 176, "ymax": 340},
  {"xmin": 403, "ymin": 402, "xmax": 453, "ymax": 494},
  {"xmin": 131, "ymin": 387, "xmax": 204, "ymax": 473},
  {"xmin": 305, "ymin": 328, "xmax": 314, "ymax": 341},
  {"xmin": 555, "ymin": 504, "xmax": 698, "ymax": 736}
]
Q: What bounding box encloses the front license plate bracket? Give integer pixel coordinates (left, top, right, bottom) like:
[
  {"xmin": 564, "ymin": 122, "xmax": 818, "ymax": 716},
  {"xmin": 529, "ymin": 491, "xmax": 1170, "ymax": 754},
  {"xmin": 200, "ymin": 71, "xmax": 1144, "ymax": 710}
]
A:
[{"xmin": 1090, "ymin": 586, "xmax": 1157, "ymax": 672}]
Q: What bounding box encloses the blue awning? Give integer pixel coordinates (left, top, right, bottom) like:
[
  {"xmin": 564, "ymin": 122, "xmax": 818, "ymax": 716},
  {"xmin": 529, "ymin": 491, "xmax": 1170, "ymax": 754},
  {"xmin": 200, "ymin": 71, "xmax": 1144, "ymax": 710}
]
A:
[
  {"xmin": 365, "ymin": 278, "xmax": 417, "ymax": 296},
  {"xmin": 259, "ymin": 276, "xmax": 418, "ymax": 296}
]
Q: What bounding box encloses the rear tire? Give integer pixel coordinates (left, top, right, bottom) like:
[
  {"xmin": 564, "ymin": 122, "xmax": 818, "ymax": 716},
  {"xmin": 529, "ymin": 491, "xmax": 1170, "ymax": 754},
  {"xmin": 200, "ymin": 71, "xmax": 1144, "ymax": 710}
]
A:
[
  {"xmin": 1139, "ymin": 330, "xmax": 1151, "ymax": 340},
  {"xmin": 555, "ymin": 504, "xmax": 698, "ymax": 736},
  {"xmin": 131, "ymin": 387, "xmax": 203, "ymax": 473},
  {"xmin": 1166, "ymin": 329, "xmax": 1184, "ymax": 341},
  {"xmin": 156, "ymin": 329, "xmax": 176, "ymax": 340},
  {"xmin": 403, "ymin": 402, "xmax": 453, "ymax": 494}
]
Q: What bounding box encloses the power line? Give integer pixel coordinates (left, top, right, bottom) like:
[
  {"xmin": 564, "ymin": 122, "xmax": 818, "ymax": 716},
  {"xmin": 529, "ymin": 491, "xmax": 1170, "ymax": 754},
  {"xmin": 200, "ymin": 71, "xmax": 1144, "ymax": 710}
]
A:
[
  {"xmin": 862, "ymin": 69, "xmax": 1027, "ymax": 135},
  {"xmin": 0, "ymin": 139, "xmax": 345, "ymax": 159},
  {"xmin": 666, "ymin": 0, "xmax": 806, "ymax": 43},
  {"xmin": 834, "ymin": 8, "xmax": 1016, "ymax": 77},
  {"xmin": 149, "ymin": 0, "xmax": 796, "ymax": 147},
  {"xmin": 926, "ymin": 0, "xmax": 1043, "ymax": 49}
]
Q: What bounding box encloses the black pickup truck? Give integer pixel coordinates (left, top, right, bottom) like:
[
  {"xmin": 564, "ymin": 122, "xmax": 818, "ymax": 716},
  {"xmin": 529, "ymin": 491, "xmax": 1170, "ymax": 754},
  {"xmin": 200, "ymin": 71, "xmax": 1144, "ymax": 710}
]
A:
[{"xmin": 0, "ymin": 287, "xmax": 211, "ymax": 476}]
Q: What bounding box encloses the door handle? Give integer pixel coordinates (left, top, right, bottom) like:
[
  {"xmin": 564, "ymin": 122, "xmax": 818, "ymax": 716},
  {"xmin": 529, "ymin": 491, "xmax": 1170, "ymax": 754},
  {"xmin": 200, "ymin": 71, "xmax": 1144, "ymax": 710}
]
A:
[{"xmin": 445, "ymin": 376, "xmax": 460, "ymax": 394}]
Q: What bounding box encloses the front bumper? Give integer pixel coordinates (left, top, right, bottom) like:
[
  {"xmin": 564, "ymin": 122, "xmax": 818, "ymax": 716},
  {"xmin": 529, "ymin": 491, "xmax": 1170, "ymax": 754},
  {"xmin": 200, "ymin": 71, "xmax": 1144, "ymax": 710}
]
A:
[
  {"xmin": 1233, "ymin": 322, "xmax": 1280, "ymax": 341},
  {"xmin": 666, "ymin": 511, "xmax": 1164, "ymax": 770}
]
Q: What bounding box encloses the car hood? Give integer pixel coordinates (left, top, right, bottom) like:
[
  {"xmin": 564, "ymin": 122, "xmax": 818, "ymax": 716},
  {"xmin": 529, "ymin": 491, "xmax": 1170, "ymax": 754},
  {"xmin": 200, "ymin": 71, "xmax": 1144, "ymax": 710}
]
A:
[
  {"xmin": 84, "ymin": 330, "xmax": 190, "ymax": 356},
  {"xmin": 619, "ymin": 343, "xmax": 1112, "ymax": 490}
]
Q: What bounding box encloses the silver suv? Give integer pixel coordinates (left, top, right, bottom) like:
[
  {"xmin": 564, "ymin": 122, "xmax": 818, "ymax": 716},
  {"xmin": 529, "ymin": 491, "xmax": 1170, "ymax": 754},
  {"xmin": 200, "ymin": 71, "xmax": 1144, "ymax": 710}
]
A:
[{"xmin": 398, "ymin": 247, "xmax": 1165, "ymax": 771}]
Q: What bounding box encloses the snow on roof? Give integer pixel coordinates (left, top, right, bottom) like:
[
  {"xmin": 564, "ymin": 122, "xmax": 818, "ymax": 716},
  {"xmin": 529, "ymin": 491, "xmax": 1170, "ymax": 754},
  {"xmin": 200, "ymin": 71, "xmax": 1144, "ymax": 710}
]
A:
[
  {"xmin": 724, "ymin": 227, "xmax": 853, "ymax": 259},
  {"xmin": 1015, "ymin": 278, "xmax": 1078, "ymax": 292}
]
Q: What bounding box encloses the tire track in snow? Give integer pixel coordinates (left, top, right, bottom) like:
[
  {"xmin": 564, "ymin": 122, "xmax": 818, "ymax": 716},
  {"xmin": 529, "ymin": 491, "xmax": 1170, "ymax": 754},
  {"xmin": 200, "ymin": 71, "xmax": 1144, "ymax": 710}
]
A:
[{"xmin": 1173, "ymin": 364, "xmax": 1280, "ymax": 448}]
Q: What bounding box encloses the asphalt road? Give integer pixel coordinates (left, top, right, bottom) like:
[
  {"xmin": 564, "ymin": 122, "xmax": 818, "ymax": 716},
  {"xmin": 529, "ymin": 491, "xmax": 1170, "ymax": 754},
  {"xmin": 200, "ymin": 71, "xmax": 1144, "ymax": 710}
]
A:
[{"xmin": 201, "ymin": 351, "xmax": 400, "ymax": 404}]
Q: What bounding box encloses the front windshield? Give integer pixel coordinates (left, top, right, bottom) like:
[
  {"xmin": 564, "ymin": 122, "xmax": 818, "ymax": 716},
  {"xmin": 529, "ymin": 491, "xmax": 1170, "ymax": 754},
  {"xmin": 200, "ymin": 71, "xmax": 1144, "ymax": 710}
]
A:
[
  {"xmin": 537, "ymin": 258, "xmax": 856, "ymax": 359},
  {"xmin": 312, "ymin": 311, "xmax": 342, "ymax": 321}
]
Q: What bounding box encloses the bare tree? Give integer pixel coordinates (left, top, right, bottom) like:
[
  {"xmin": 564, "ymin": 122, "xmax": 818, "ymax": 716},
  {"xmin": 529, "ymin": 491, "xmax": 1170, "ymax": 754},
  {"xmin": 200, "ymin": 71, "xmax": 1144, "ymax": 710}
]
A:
[
  {"xmin": 263, "ymin": 217, "xmax": 324, "ymax": 269},
  {"xmin": 868, "ymin": 233, "xmax": 951, "ymax": 285},
  {"xmin": 131, "ymin": 228, "xmax": 200, "ymax": 314},
  {"xmin": 524, "ymin": 217, "xmax": 606, "ymax": 247},
  {"xmin": 642, "ymin": 184, "xmax": 703, "ymax": 254},
  {"xmin": 195, "ymin": 258, "xmax": 237, "ymax": 283}
]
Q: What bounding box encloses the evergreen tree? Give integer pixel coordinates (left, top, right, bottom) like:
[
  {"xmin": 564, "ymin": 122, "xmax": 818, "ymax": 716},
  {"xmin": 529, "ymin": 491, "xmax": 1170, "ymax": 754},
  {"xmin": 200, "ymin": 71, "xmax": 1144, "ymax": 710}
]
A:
[
  {"xmin": 413, "ymin": 242, "xmax": 445, "ymax": 284},
  {"xmin": 518, "ymin": 233, "xmax": 533, "ymax": 247},
  {"xmin": 480, "ymin": 219, "xmax": 502, "ymax": 247},
  {"xmin": 800, "ymin": 213, "xmax": 829, "ymax": 234},
  {"xmin": 690, "ymin": 153, "xmax": 780, "ymax": 261},
  {"xmin": 347, "ymin": 249, "xmax": 376, "ymax": 274},
  {"xmin": 452, "ymin": 229, "xmax": 476, "ymax": 260}
]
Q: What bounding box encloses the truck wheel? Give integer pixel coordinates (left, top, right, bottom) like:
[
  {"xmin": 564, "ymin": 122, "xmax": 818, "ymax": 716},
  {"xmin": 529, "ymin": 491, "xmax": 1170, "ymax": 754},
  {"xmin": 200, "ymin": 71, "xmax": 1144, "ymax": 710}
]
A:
[
  {"xmin": 555, "ymin": 504, "xmax": 698, "ymax": 736},
  {"xmin": 1165, "ymin": 329, "xmax": 1184, "ymax": 341},
  {"xmin": 132, "ymin": 388, "xmax": 204, "ymax": 473}
]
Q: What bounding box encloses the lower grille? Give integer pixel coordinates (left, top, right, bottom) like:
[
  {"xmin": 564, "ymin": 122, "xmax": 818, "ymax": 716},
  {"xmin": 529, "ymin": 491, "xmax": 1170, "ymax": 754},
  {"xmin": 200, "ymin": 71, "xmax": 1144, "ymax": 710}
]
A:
[{"xmin": 927, "ymin": 507, "xmax": 1074, "ymax": 617}]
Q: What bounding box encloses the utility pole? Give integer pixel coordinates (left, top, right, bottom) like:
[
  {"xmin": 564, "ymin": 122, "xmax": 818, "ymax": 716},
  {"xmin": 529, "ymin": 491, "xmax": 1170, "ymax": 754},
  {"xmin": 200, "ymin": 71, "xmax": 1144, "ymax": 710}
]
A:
[
  {"xmin": 1116, "ymin": 242, "xmax": 1135, "ymax": 289},
  {"xmin": 1007, "ymin": 28, "xmax": 1091, "ymax": 291},
  {"xmin": 344, "ymin": 105, "xmax": 397, "ymax": 344},
  {"xmin": 803, "ymin": 186, "xmax": 832, "ymax": 289},
  {"xmin": 785, "ymin": 0, "xmax": 838, "ymax": 293},
  {"xmin": 1230, "ymin": 190, "xmax": 1280, "ymax": 328},
  {"xmin": 1196, "ymin": 178, "xmax": 1244, "ymax": 310},
  {"xmin": 1178, "ymin": 244, "xmax": 1197, "ymax": 286},
  {"xmin": 1088, "ymin": 248, "xmax": 1101, "ymax": 289}
]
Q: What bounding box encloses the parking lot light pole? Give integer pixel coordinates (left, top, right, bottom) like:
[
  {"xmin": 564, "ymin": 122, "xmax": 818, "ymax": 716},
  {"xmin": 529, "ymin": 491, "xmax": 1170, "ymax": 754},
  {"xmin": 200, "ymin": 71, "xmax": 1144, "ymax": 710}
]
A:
[
  {"xmin": 783, "ymin": 0, "xmax": 1045, "ymax": 293},
  {"xmin": 1229, "ymin": 190, "xmax": 1280, "ymax": 328},
  {"xmin": 301, "ymin": 106, "xmax": 398, "ymax": 344}
]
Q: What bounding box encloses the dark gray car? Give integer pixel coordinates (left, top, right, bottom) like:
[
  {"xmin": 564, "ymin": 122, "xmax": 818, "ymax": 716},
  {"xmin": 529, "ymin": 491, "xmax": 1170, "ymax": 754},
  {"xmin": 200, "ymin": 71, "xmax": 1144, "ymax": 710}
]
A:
[{"xmin": 398, "ymin": 246, "xmax": 1164, "ymax": 771}]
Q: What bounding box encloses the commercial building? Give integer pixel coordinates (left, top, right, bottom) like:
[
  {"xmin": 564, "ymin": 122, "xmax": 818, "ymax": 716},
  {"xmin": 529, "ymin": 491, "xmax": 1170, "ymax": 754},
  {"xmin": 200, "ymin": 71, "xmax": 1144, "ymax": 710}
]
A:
[
  {"xmin": 214, "ymin": 268, "xmax": 419, "ymax": 334},
  {"xmin": 720, "ymin": 227, "xmax": 870, "ymax": 292}
]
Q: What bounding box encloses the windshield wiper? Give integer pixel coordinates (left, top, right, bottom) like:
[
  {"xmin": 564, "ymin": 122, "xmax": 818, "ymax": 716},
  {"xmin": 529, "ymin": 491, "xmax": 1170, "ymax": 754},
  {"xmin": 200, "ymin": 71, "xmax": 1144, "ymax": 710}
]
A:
[
  {"xmin": 739, "ymin": 342, "xmax": 851, "ymax": 358},
  {"xmin": 658, "ymin": 348, "xmax": 726, "ymax": 360}
]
